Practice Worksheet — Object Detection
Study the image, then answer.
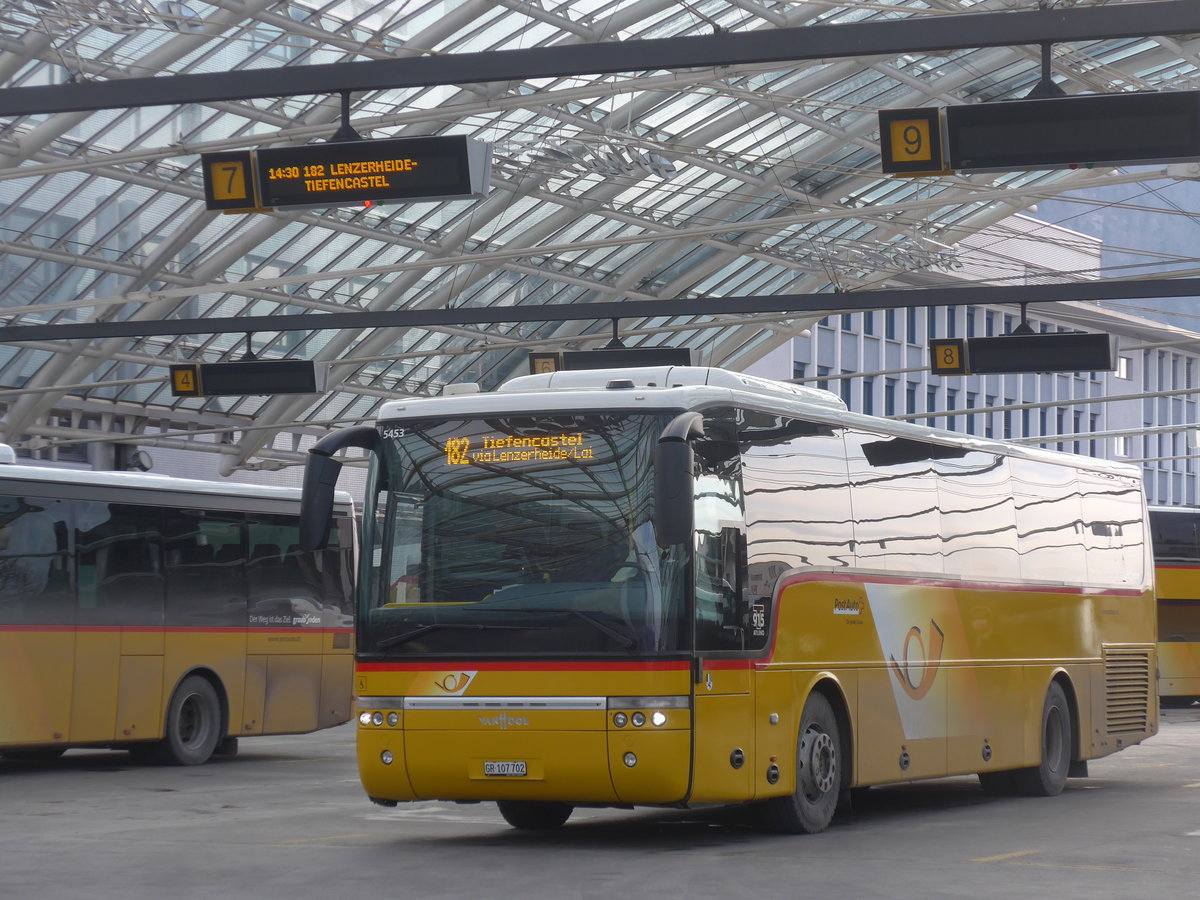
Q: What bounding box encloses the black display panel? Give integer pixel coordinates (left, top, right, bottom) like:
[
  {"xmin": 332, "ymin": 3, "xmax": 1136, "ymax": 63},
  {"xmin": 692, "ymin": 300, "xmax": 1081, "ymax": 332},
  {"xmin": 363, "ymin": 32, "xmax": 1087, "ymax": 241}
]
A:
[
  {"xmin": 965, "ymin": 333, "xmax": 1116, "ymax": 374},
  {"xmin": 196, "ymin": 360, "xmax": 328, "ymax": 396},
  {"xmin": 946, "ymin": 91, "xmax": 1200, "ymax": 171}
]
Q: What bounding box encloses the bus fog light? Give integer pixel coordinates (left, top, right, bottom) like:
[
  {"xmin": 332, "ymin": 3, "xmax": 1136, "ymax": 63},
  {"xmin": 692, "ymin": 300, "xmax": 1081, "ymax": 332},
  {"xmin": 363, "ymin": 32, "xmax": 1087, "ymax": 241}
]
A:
[
  {"xmin": 359, "ymin": 712, "xmax": 373, "ymax": 726},
  {"xmin": 372, "ymin": 712, "xmax": 384, "ymax": 726},
  {"xmin": 387, "ymin": 712, "xmax": 399, "ymax": 727},
  {"xmin": 381, "ymin": 750, "xmax": 394, "ymax": 765},
  {"xmin": 651, "ymin": 711, "xmax": 667, "ymax": 727},
  {"xmin": 631, "ymin": 712, "xmax": 646, "ymax": 727},
  {"xmin": 613, "ymin": 712, "xmax": 628, "ymax": 727},
  {"xmin": 623, "ymin": 752, "xmax": 637, "ymax": 767}
]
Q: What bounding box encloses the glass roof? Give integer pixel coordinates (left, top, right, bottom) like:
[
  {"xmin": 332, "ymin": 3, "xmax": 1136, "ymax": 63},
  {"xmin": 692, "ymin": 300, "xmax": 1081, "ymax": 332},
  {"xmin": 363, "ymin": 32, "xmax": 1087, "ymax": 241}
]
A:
[{"xmin": 0, "ymin": 0, "xmax": 1196, "ymax": 473}]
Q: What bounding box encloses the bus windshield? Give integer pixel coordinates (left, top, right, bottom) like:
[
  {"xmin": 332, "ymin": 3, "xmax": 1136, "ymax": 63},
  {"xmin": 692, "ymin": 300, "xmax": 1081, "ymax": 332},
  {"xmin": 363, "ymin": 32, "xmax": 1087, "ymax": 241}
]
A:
[{"xmin": 359, "ymin": 411, "xmax": 689, "ymax": 658}]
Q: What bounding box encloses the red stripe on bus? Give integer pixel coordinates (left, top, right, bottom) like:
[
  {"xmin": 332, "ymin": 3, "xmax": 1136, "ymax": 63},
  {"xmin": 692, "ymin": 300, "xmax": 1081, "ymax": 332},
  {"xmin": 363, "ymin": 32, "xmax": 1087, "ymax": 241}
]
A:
[
  {"xmin": 356, "ymin": 660, "xmax": 690, "ymax": 673},
  {"xmin": 0, "ymin": 625, "xmax": 353, "ymax": 634}
]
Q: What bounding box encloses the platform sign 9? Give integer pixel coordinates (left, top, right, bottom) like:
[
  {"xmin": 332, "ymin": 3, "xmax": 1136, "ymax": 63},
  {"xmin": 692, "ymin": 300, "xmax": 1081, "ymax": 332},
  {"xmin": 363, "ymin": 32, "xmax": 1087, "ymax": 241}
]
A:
[{"xmin": 879, "ymin": 107, "xmax": 948, "ymax": 176}]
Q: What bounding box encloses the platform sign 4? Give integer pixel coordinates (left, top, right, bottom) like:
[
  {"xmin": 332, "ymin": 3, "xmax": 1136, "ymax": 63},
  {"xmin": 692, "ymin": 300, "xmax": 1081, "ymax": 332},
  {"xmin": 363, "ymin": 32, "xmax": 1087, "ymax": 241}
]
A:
[
  {"xmin": 169, "ymin": 364, "xmax": 203, "ymax": 397},
  {"xmin": 878, "ymin": 107, "xmax": 950, "ymax": 177}
]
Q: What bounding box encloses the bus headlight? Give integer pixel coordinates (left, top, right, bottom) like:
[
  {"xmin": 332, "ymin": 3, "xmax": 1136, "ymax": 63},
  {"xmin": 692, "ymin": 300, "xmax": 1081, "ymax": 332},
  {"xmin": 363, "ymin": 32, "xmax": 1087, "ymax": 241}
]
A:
[
  {"xmin": 631, "ymin": 712, "xmax": 646, "ymax": 727},
  {"xmin": 623, "ymin": 752, "xmax": 637, "ymax": 768},
  {"xmin": 613, "ymin": 712, "xmax": 628, "ymax": 727},
  {"xmin": 372, "ymin": 712, "xmax": 384, "ymax": 726},
  {"xmin": 387, "ymin": 712, "xmax": 399, "ymax": 727},
  {"xmin": 651, "ymin": 711, "xmax": 667, "ymax": 727},
  {"xmin": 359, "ymin": 712, "xmax": 373, "ymax": 726},
  {"xmin": 381, "ymin": 750, "xmax": 394, "ymax": 765}
]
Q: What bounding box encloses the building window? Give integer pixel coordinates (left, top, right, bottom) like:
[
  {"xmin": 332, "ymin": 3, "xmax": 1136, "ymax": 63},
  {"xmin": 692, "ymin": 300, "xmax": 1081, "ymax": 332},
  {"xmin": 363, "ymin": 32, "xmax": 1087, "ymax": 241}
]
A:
[
  {"xmin": 817, "ymin": 365, "xmax": 831, "ymax": 392},
  {"xmin": 793, "ymin": 361, "xmax": 807, "ymax": 381},
  {"xmin": 863, "ymin": 377, "xmax": 875, "ymax": 416},
  {"xmin": 1117, "ymin": 355, "xmax": 1132, "ymax": 380},
  {"xmin": 863, "ymin": 311, "xmax": 874, "ymax": 336},
  {"xmin": 927, "ymin": 386, "xmax": 938, "ymax": 428},
  {"xmin": 1115, "ymin": 435, "xmax": 1131, "ymax": 457},
  {"xmin": 907, "ymin": 308, "xmax": 918, "ymax": 345},
  {"xmin": 885, "ymin": 309, "xmax": 896, "ymax": 341},
  {"xmin": 906, "ymin": 381, "xmax": 917, "ymax": 415},
  {"xmin": 841, "ymin": 371, "xmax": 853, "ymax": 407},
  {"xmin": 946, "ymin": 388, "xmax": 958, "ymax": 431},
  {"xmin": 884, "ymin": 378, "xmax": 897, "ymax": 417}
]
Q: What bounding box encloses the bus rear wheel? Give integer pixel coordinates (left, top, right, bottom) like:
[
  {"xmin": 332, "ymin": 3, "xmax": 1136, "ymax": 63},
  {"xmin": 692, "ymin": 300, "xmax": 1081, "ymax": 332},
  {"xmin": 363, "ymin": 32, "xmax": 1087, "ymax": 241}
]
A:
[
  {"xmin": 979, "ymin": 681, "xmax": 1072, "ymax": 797},
  {"xmin": 496, "ymin": 800, "xmax": 574, "ymax": 830},
  {"xmin": 761, "ymin": 691, "xmax": 842, "ymax": 834},
  {"xmin": 136, "ymin": 675, "xmax": 223, "ymax": 766}
]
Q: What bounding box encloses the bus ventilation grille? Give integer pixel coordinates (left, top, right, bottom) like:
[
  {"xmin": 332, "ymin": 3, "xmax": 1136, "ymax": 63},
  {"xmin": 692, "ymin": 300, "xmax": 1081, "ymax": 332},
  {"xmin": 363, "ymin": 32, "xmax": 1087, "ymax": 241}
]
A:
[{"xmin": 1103, "ymin": 647, "xmax": 1153, "ymax": 735}]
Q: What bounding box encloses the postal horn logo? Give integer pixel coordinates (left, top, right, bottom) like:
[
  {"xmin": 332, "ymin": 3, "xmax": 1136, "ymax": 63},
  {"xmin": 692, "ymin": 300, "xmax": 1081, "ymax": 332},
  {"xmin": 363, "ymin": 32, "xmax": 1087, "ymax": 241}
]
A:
[
  {"xmin": 433, "ymin": 671, "xmax": 475, "ymax": 695},
  {"xmin": 888, "ymin": 619, "xmax": 945, "ymax": 700}
]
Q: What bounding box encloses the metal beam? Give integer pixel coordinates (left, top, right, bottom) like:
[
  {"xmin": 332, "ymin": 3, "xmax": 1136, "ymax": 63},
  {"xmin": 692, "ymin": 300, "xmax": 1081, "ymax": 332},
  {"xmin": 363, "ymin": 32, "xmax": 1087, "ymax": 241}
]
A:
[
  {"xmin": 4, "ymin": 278, "xmax": 1200, "ymax": 343},
  {"xmin": 1, "ymin": 2, "xmax": 1198, "ymax": 116}
]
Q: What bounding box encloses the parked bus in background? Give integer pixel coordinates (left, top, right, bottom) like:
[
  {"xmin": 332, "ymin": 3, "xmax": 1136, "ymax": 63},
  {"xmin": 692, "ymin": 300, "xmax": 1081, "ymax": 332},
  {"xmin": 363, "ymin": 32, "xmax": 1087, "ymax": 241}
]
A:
[
  {"xmin": 0, "ymin": 444, "xmax": 356, "ymax": 765},
  {"xmin": 1149, "ymin": 507, "xmax": 1200, "ymax": 706},
  {"xmin": 301, "ymin": 365, "xmax": 1157, "ymax": 833}
]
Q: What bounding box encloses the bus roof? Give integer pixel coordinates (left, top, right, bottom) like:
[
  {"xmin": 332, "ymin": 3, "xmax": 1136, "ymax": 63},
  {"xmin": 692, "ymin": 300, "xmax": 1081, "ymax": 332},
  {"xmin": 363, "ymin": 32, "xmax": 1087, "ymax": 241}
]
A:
[
  {"xmin": 0, "ymin": 450, "xmax": 354, "ymax": 510},
  {"xmin": 376, "ymin": 365, "xmax": 1142, "ymax": 482}
]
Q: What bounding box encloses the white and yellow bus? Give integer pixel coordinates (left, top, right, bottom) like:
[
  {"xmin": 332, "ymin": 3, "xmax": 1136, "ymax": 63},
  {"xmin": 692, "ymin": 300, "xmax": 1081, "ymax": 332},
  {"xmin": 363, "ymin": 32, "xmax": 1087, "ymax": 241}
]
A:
[
  {"xmin": 1149, "ymin": 506, "xmax": 1200, "ymax": 706},
  {"xmin": 0, "ymin": 446, "xmax": 356, "ymax": 765},
  {"xmin": 301, "ymin": 366, "xmax": 1156, "ymax": 832}
]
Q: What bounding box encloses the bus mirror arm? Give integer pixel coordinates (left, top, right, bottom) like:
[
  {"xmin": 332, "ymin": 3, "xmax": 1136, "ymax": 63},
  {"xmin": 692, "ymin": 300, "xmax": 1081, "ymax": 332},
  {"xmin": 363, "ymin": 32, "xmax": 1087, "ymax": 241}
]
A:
[
  {"xmin": 654, "ymin": 412, "xmax": 704, "ymax": 549},
  {"xmin": 299, "ymin": 426, "xmax": 382, "ymax": 552}
]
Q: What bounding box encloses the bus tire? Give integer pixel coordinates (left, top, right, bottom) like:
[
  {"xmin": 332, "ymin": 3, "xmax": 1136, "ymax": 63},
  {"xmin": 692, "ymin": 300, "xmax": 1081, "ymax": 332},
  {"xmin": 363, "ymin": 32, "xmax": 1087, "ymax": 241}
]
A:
[
  {"xmin": 148, "ymin": 675, "xmax": 223, "ymax": 766},
  {"xmin": 496, "ymin": 800, "xmax": 573, "ymax": 830},
  {"xmin": 1011, "ymin": 680, "xmax": 1072, "ymax": 796},
  {"xmin": 761, "ymin": 691, "xmax": 842, "ymax": 834}
]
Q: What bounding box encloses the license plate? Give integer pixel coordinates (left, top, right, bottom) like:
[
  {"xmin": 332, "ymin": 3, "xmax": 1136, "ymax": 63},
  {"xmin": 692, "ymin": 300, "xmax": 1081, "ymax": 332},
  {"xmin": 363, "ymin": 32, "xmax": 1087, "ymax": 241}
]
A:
[{"xmin": 484, "ymin": 760, "xmax": 527, "ymax": 777}]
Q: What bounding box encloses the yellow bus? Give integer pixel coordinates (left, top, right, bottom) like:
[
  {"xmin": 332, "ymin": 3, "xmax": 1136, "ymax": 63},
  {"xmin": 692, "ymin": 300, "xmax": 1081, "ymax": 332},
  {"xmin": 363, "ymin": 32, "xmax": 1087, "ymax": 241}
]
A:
[
  {"xmin": 1149, "ymin": 507, "xmax": 1200, "ymax": 706},
  {"xmin": 0, "ymin": 445, "xmax": 356, "ymax": 765},
  {"xmin": 301, "ymin": 366, "xmax": 1157, "ymax": 832}
]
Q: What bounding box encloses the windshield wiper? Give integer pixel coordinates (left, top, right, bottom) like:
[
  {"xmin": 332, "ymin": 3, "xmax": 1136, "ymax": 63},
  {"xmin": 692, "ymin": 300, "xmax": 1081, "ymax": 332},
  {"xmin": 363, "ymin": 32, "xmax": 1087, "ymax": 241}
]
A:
[
  {"xmin": 376, "ymin": 621, "xmax": 539, "ymax": 650},
  {"xmin": 470, "ymin": 606, "xmax": 642, "ymax": 650}
]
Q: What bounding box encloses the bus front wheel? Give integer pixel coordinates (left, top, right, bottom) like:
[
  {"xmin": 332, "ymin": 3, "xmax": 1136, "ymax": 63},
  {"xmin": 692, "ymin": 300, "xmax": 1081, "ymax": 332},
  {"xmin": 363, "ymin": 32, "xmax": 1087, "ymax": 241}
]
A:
[
  {"xmin": 138, "ymin": 675, "xmax": 223, "ymax": 766},
  {"xmin": 761, "ymin": 691, "xmax": 842, "ymax": 834},
  {"xmin": 496, "ymin": 800, "xmax": 573, "ymax": 830}
]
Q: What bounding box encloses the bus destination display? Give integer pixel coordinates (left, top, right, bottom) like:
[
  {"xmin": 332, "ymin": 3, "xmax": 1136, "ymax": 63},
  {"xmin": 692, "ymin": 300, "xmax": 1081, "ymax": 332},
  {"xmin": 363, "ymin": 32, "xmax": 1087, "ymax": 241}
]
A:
[
  {"xmin": 443, "ymin": 432, "xmax": 596, "ymax": 466},
  {"xmin": 256, "ymin": 136, "xmax": 489, "ymax": 208}
]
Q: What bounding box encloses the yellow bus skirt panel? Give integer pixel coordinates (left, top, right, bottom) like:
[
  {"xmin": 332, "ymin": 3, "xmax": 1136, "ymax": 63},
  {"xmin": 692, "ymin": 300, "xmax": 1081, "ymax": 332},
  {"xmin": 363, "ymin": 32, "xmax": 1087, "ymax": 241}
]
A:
[{"xmin": 1158, "ymin": 641, "xmax": 1200, "ymax": 698}]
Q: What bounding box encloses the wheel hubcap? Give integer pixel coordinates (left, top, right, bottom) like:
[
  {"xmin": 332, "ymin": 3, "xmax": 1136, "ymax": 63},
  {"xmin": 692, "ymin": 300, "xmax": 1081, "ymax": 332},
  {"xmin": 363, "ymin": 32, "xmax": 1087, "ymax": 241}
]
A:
[{"xmin": 799, "ymin": 726, "xmax": 836, "ymax": 797}]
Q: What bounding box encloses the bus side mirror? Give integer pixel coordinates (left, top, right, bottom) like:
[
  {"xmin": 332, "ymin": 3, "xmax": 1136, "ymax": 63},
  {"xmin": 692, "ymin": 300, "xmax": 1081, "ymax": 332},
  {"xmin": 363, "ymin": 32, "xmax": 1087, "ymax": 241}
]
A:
[
  {"xmin": 654, "ymin": 440, "xmax": 695, "ymax": 548},
  {"xmin": 654, "ymin": 412, "xmax": 704, "ymax": 549},
  {"xmin": 300, "ymin": 426, "xmax": 382, "ymax": 552}
]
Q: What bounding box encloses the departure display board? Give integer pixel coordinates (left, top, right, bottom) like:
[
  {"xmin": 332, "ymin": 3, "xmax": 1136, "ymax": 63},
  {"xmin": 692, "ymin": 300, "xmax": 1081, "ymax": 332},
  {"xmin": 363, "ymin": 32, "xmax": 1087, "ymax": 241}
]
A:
[
  {"xmin": 256, "ymin": 136, "xmax": 489, "ymax": 208},
  {"xmin": 201, "ymin": 136, "xmax": 491, "ymax": 211},
  {"xmin": 946, "ymin": 91, "xmax": 1200, "ymax": 171}
]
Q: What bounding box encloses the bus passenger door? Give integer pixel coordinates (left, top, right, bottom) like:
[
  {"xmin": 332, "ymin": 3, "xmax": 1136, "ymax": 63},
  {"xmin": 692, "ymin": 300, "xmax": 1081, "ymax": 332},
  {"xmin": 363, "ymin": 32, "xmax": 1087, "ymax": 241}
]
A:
[{"xmin": 689, "ymin": 471, "xmax": 756, "ymax": 803}]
